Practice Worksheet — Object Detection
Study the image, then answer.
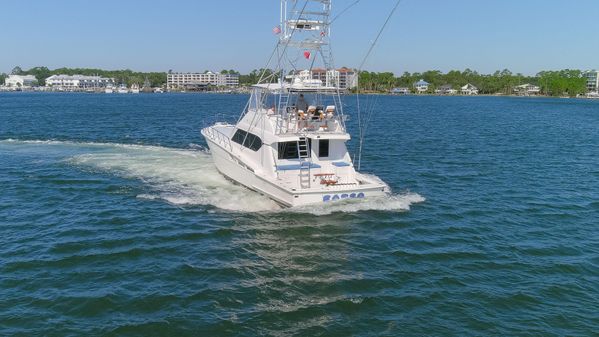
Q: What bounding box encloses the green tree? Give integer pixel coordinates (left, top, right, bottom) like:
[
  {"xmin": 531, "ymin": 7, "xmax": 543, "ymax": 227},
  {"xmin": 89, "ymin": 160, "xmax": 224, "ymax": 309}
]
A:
[{"xmin": 11, "ymin": 66, "xmax": 23, "ymax": 75}]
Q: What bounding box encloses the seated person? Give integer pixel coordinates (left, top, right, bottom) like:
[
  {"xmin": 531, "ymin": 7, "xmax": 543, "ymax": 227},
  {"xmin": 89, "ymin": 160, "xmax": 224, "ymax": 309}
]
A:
[
  {"xmin": 312, "ymin": 109, "xmax": 322, "ymax": 120},
  {"xmin": 297, "ymin": 110, "xmax": 306, "ymax": 119},
  {"xmin": 326, "ymin": 105, "xmax": 335, "ymax": 119}
]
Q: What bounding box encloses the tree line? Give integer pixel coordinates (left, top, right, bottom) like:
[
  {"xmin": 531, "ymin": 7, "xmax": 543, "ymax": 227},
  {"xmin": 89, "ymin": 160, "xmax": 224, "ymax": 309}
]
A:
[
  {"xmin": 359, "ymin": 69, "xmax": 588, "ymax": 96},
  {"xmin": 1, "ymin": 66, "xmax": 590, "ymax": 96}
]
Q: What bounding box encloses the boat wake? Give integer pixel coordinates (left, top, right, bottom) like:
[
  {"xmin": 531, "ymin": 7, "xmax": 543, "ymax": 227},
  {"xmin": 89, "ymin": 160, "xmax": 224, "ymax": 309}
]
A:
[{"xmin": 1, "ymin": 139, "xmax": 424, "ymax": 213}]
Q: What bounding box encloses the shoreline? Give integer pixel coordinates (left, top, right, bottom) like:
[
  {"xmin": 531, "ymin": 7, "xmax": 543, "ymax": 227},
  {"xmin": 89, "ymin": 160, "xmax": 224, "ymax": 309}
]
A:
[{"xmin": 2, "ymin": 89, "xmax": 598, "ymax": 100}]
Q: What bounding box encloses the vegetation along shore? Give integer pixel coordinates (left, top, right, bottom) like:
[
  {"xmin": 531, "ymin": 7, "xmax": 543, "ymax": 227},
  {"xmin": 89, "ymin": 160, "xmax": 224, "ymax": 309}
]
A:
[{"xmin": 0, "ymin": 66, "xmax": 591, "ymax": 97}]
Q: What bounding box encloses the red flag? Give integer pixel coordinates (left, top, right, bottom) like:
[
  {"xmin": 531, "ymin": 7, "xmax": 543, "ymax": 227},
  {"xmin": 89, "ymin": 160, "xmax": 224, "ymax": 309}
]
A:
[
  {"xmin": 303, "ymin": 51, "xmax": 311, "ymax": 59},
  {"xmin": 273, "ymin": 26, "xmax": 281, "ymax": 35}
]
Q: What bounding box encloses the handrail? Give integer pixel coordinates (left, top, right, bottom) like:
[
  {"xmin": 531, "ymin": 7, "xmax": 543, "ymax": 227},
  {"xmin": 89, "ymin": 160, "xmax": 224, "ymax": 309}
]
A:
[{"xmin": 205, "ymin": 125, "xmax": 233, "ymax": 152}]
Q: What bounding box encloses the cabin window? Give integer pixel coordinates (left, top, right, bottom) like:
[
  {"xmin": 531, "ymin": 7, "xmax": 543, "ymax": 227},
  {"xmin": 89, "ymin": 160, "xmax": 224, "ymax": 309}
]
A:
[
  {"xmin": 231, "ymin": 129, "xmax": 247, "ymax": 145},
  {"xmin": 232, "ymin": 129, "xmax": 262, "ymax": 152},
  {"xmin": 319, "ymin": 139, "xmax": 329, "ymax": 158},
  {"xmin": 278, "ymin": 141, "xmax": 298, "ymax": 159}
]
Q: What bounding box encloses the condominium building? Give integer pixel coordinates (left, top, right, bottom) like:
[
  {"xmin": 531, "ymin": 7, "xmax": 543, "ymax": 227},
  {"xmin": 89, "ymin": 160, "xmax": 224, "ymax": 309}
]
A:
[
  {"xmin": 166, "ymin": 71, "xmax": 240, "ymax": 90},
  {"xmin": 310, "ymin": 67, "xmax": 358, "ymax": 90},
  {"xmin": 582, "ymin": 70, "xmax": 599, "ymax": 93},
  {"xmin": 45, "ymin": 75, "xmax": 114, "ymax": 90},
  {"xmin": 4, "ymin": 74, "xmax": 38, "ymax": 88}
]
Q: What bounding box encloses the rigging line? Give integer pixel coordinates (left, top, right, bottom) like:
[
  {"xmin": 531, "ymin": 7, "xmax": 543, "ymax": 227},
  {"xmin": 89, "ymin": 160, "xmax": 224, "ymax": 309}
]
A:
[
  {"xmin": 357, "ymin": 0, "xmax": 402, "ymax": 73},
  {"xmin": 257, "ymin": 0, "xmax": 309, "ymax": 85},
  {"xmin": 329, "ymin": 0, "xmax": 361, "ymax": 25},
  {"xmin": 355, "ymin": 0, "xmax": 402, "ymax": 170},
  {"xmin": 256, "ymin": 1, "xmax": 299, "ymax": 84}
]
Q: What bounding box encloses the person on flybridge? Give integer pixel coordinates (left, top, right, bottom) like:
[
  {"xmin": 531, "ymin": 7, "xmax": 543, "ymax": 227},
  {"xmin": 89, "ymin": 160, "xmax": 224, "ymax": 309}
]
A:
[
  {"xmin": 296, "ymin": 94, "xmax": 308, "ymax": 112},
  {"xmin": 295, "ymin": 93, "xmax": 310, "ymax": 129}
]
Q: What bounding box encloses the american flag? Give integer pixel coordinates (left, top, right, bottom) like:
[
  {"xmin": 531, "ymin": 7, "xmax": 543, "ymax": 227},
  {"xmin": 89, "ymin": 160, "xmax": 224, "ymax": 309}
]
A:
[{"xmin": 272, "ymin": 26, "xmax": 282, "ymax": 35}]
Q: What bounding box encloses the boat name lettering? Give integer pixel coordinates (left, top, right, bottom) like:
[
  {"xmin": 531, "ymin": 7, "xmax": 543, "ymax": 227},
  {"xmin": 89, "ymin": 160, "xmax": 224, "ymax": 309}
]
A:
[{"xmin": 323, "ymin": 192, "xmax": 365, "ymax": 202}]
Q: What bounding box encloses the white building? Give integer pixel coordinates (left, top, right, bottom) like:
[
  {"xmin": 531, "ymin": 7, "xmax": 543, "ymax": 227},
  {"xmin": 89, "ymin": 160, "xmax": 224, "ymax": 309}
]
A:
[
  {"xmin": 513, "ymin": 83, "xmax": 541, "ymax": 96},
  {"xmin": 167, "ymin": 71, "xmax": 240, "ymax": 90},
  {"xmin": 461, "ymin": 83, "xmax": 479, "ymax": 95},
  {"xmin": 582, "ymin": 70, "xmax": 599, "ymax": 93},
  {"xmin": 391, "ymin": 87, "xmax": 410, "ymax": 95},
  {"xmin": 4, "ymin": 74, "xmax": 38, "ymax": 88},
  {"xmin": 435, "ymin": 84, "xmax": 457, "ymax": 95},
  {"xmin": 45, "ymin": 75, "xmax": 114, "ymax": 90},
  {"xmin": 414, "ymin": 79, "xmax": 429, "ymax": 93},
  {"xmin": 310, "ymin": 67, "xmax": 358, "ymax": 90}
]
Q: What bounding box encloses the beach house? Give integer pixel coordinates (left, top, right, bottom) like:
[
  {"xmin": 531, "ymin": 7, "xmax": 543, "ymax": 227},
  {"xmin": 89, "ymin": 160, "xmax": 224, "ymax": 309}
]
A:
[
  {"xmin": 435, "ymin": 84, "xmax": 457, "ymax": 95},
  {"xmin": 4, "ymin": 74, "xmax": 38, "ymax": 89},
  {"xmin": 414, "ymin": 79, "xmax": 429, "ymax": 94},
  {"xmin": 391, "ymin": 87, "xmax": 410, "ymax": 95},
  {"xmin": 461, "ymin": 83, "xmax": 479, "ymax": 95},
  {"xmin": 513, "ymin": 83, "xmax": 541, "ymax": 96}
]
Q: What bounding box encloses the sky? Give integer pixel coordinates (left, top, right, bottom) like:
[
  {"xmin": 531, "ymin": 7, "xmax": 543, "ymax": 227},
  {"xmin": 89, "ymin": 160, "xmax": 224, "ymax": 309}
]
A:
[{"xmin": 1, "ymin": 0, "xmax": 599, "ymax": 75}]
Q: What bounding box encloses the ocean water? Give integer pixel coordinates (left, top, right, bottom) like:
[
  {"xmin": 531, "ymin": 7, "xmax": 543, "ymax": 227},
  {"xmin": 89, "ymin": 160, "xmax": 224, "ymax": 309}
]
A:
[{"xmin": 1, "ymin": 92, "xmax": 598, "ymax": 336}]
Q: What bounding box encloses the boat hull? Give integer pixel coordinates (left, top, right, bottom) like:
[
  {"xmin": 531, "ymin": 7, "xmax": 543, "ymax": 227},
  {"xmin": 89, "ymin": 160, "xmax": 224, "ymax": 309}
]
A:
[{"xmin": 202, "ymin": 131, "xmax": 387, "ymax": 207}]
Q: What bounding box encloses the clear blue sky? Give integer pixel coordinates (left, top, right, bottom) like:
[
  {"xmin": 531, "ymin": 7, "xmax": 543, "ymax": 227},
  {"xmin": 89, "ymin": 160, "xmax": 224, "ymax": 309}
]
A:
[{"xmin": 2, "ymin": 0, "xmax": 598, "ymax": 75}]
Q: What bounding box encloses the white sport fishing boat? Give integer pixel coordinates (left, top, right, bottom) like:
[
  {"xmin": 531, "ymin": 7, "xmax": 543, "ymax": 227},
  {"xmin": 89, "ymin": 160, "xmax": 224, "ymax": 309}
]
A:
[{"xmin": 201, "ymin": 0, "xmax": 389, "ymax": 207}]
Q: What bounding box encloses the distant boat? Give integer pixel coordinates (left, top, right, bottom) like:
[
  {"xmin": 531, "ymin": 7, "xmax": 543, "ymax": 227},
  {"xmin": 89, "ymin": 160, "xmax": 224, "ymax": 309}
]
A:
[
  {"xmin": 130, "ymin": 83, "xmax": 140, "ymax": 94},
  {"xmin": 117, "ymin": 84, "xmax": 128, "ymax": 94},
  {"xmin": 104, "ymin": 84, "xmax": 114, "ymax": 94},
  {"xmin": 153, "ymin": 87, "xmax": 164, "ymax": 93}
]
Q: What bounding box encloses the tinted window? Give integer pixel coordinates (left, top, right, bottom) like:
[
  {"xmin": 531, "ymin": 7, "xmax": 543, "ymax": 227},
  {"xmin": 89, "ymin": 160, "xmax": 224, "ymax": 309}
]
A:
[
  {"xmin": 278, "ymin": 141, "xmax": 298, "ymax": 159},
  {"xmin": 319, "ymin": 139, "xmax": 329, "ymax": 158},
  {"xmin": 231, "ymin": 129, "xmax": 247, "ymax": 145},
  {"xmin": 231, "ymin": 129, "xmax": 262, "ymax": 152},
  {"xmin": 244, "ymin": 133, "xmax": 262, "ymax": 151}
]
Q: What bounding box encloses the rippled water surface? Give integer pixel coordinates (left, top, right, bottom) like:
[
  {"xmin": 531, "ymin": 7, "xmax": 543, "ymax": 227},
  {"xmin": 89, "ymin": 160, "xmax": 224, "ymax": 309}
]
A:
[{"xmin": 1, "ymin": 93, "xmax": 598, "ymax": 336}]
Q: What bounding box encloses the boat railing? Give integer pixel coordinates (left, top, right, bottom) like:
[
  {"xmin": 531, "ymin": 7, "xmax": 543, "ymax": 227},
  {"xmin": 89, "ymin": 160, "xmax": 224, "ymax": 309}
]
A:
[
  {"xmin": 274, "ymin": 112, "xmax": 345, "ymax": 134},
  {"xmin": 205, "ymin": 125, "xmax": 233, "ymax": 151}
]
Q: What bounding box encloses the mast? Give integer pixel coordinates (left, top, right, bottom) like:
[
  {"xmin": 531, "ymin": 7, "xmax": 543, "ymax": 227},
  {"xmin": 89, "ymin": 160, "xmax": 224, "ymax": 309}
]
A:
[
  {"xmin": 242, "ymin": 1, "xmax": 345, "ymax": 135},
  {"xmin": 276, "ymin": 0, "xmax": 332, "ymax": 81}
]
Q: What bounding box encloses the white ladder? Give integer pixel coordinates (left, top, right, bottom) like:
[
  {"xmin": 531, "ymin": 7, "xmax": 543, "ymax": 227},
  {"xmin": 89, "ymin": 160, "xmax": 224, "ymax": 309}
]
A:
[
  {"xmin": 298, "ymin": 137, "xmax": 311, "ymax": 189},
  {"xmin": 276, "ymin": 93, "xmax": 290, "ymax": 134}
]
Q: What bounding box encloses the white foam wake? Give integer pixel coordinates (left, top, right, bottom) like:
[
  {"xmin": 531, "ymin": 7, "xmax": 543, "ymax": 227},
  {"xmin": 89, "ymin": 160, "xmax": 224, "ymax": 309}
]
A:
[
  {"xmin": 286, "ymin": 192, "xmax": 425, "ymax": 215},
  {"xmin": 1, "ymin": 139, "xmax": 425, "ymax": 213}
]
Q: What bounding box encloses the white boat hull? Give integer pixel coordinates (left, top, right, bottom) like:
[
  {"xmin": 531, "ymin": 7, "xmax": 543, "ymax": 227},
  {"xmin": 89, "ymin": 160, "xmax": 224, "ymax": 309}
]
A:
[{"xmin": 202, "ymin": 132, "xmax": 387, "ymax": 207}]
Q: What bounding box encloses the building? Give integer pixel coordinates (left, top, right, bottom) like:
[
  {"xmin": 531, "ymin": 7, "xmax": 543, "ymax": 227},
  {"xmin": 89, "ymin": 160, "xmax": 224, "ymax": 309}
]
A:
[
  {"xmin": 513, "ymin": 83, "xmax": 541, "ymax": 96},
  {"xmin": 391, "ymin": 87, "xmax": 410, "ymax": 95},
  {"xmin": 461, "ymin": 83, "xmax": 479, "ymax": 95},
  {"xmin": 223, "ymin": 73, "xmax": 240, "ymax": 87},
  {"xmin": 310, "ymin": 67, "xmax": 358, "ymax": 90},
  {"xmin": 166, "ymin": 71, "xmax": 240, "ymax": 90},
  {"xmin": 435, "ymin": 84, "xmax": 457, "ymax": 95},
  {"xmin": 414, "ymin": 79, "xmax": 429, "ymax": 93},
  {"xmin": 45, "ymin": 75, "xmax": 114, "ymax": 90},
  {"xmin": 582, "ymin": 70, "xmax": 599, "ymax": 93},
  {"xmin": 4, "ymin": 74, "xmax": 38, "ymax": 88}
]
